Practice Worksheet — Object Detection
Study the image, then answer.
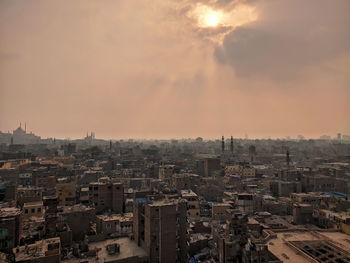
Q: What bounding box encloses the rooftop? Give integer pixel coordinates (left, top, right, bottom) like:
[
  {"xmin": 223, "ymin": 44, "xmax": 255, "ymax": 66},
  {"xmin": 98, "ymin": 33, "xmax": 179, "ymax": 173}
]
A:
[
  {"xmin": 61, "ymin": 204, "xmax": 94, "ymax": 213},
  {"xmin": 0, "ymin": 207, "xmax": 21, "ymax": 218},
  {"xmin": 97, "ymin": 213, "xmax": 133, "ymax": 222},
  {"xmin": 181, "ymin": 189, "xmax": 198, "ymax": 197},
  {"xmin": 23, "ymin": 201, "xmax": 43, "ymax": 208},
  {"xmin": 88, "ymin": 237, "xmax": 147, "ymax": 263},
  {"xmin": 148, "ymin": 200, "xmax": 178, "ymax": 207},
  {"xmin": 268, "ymin": 231, "xmax": 350, "ymax": 263},
  {"xmin": 13, "ymin": 237, "xmax": 60, "ymax": 261}
]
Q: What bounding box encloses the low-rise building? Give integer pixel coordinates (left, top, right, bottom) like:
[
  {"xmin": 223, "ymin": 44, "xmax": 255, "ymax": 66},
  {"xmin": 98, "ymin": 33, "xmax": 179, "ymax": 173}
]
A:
[
  {"xmin": 293, "ymin": 203, "xmax": 313, "ymax": 224},
  {"xmin": 56, "ymin": 181, "xmax": 76, "ymax": 207},
  {"xmin": 22, "ymin": 201, "xmax": 44, "ymax": 220},
  {"xmin": 96, "ymin": 213, "xmax": 133, "ymax": 237},
  {"xmin": 0, "ymin": 207, "xmax": 21, "ymax": 252},
  {"xmin": 13, "ymin": 237, "xmax": 60, "ymax": 263},
  {"xmin": 181, "ymin": 190, "xmax": 200, "ymax": 218}
]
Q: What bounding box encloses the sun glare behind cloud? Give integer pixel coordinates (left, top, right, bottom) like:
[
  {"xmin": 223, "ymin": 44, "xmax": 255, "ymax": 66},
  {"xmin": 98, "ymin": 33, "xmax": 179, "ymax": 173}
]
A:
[
  {"xmin": 204, "ymin": 11, "xmax": 222, "ymax": 27},
  {"xmin": 190, "ymin": 3, "xmax": 257, "ymax": 31},
  {"xmin": 194, "ymin": 5, "xmax": 223, "ymax": 28}
]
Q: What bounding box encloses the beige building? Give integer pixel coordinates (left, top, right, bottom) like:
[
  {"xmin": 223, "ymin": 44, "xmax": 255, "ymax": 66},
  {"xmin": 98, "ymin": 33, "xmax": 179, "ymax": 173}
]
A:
[
  {"xmin": 55, "ymin": 182, "xmax": 76, "ymax": 206},
  {"xmin": 13, "ymin": 237, "xmax": 60, "ymax": 263},
  {"xmin": 158, "ymin": 165, "xmax": 175, "ymax": 180},
  {"xmin": 96, "ymin": 213, "xmax": 133, "ymax": 236},
  {"xmin": 181, "ymin": 190, "xmax": 200, "ymax": 217},
  {"xmin": 267, "ymin": 231, "xmax": 350, "ymax": 263},
  {"xmin": 212, "ymin": 203, "xmax": 231, "ymax": 221},
  {"xmin": 22, "ymin": 201, "xmax": 44, "ymax": 220},
  {"xmin": 225, "ymin": 165, "xmax": 256, "ymax": 177}
]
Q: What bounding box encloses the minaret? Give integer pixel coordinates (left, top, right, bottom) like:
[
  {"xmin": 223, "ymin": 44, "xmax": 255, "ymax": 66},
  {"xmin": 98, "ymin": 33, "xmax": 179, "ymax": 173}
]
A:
[
  {"xmin": 25, "ymin": 123, "xmax": 27, "ymax": 133},
  {"xmin": 221, "ymin": 136, "xmax": 225, "ymax": 153},
  {"xmin": 249, "ymin": 145, "xmax": 256, "ymax": 163},
  {"xmin": 110, "ymin": 140, "xmax": 112, "ymax": 150},
  {"xmin": 286, "ymin": 149, "xmax": 290, "ymax": 168},
  {"xmin": 230, "ymin": 136, "xmax": 234, "ymax": 153},
  {"xmin": 10, "ymin": 137, "xmax": 13, "ymax": 145}
]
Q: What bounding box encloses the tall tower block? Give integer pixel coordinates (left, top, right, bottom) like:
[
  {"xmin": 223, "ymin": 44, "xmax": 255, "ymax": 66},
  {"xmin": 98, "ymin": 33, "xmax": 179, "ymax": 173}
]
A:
[
  {"xmin": 221, "ymin": 136, "xmax": 225, "ymax": 153},
  {"xmin": 286, "ymin": 149, "xmax": 290, "ymax": 168}
]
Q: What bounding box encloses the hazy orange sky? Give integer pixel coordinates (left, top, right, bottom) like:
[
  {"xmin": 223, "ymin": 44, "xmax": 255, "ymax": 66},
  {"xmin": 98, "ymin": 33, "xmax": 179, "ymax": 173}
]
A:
[{"xmin": 1, "ymin": 0, "xmax": 349, "ymax": 139}]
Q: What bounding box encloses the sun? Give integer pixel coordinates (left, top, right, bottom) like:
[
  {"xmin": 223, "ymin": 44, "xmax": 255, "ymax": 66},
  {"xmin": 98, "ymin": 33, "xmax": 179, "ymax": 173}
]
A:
[
  {"xmin": 190, "ymin": 3, "xmax": 258, "ymax": 31},
  {"xmin": 205, "ymin": 12, "xmax": 221, "ymax": 27},
  {"xmin": 193, "ymin": 5, "xmax": 224, "ymax": 28}
]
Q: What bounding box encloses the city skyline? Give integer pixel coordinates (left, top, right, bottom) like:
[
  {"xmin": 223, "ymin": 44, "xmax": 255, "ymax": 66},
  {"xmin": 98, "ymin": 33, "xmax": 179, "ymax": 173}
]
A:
[{"xmin": 0, "ymin": 122, "xmax": 348, "ymax": 141}]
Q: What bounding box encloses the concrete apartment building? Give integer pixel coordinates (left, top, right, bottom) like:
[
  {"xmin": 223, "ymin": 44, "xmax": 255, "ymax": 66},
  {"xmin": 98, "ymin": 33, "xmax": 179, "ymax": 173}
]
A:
[
  {"xmin": 181, "ymin": 190, "xmax": 200, "ymax": 218},
  {"xmin": 60, "ymin": 205, "xmax": 95, "ymax": 241},
  {"xmin": 89, "ymin": 182, "xmax": 124, "ymax": 214},
  {"xmin": 0, "ymin": 207, "xmax": 21, "ymax": 253},
  {"xmin": 133, "ymin": 199, "xmax": 188, "ymax": 263},
  {"xmin": 270, "ymin": 180, "xmax": 302, "ymax": 197},
  {"xmin": 96, "ymin": 213, "xmax": 133, "ymax": 237},
  {"xmin": 55, "ymin": 182, "xmax": 76, "ymax": 206},
  {"xmin": 13, "ymin": 237, "xmax": 60, "ymax": 263},
  {"xmin": 158, "ymin": 164, "xmax": 175, "ymax": 180},
  {"xmin": 235, "ymin": 193, "xmax": 262, "ymax": 214},
  {"xmin": 22, "ymin": 201, "xmax": 44, "ymax": 220},
  {"xmin": 225, "ymin": 164, "xmax": 256, "ymax": 178},
  {"xmin": 16, "ymin": 187, "xmax": 43, "ymax": 207}
]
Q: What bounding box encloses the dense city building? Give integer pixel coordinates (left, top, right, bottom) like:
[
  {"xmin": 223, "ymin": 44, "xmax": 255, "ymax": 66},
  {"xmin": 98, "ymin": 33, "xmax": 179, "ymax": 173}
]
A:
[{"xmin": 0, "ymin": 130, "xmax": 350, "ymax": 262}]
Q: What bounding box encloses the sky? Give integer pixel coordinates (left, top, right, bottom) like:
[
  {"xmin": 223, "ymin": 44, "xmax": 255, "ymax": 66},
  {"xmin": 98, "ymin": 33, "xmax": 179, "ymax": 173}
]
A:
[{"xmin": 0, "ymin": 0, "xmax": 349, "ymax": 140}]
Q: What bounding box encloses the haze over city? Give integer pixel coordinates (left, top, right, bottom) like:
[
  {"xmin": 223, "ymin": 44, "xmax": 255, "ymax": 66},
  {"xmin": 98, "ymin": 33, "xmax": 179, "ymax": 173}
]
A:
[
  {"xmin": 1, "ymin": 0, "xmax": 349, "ymax": 139},
  {"xmin": 1, "ymin": 1, "xmax": 350, "ymax": 263}
]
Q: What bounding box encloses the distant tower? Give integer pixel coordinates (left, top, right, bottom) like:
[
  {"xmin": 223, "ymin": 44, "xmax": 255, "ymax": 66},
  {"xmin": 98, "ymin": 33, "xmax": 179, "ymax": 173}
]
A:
[
  {"xmin": 221, "ymin": 136, "xmax": 225, "ymax": 153},
  {"xmin": 249, "ymin": 145, "xmax": 256, "ymax": 162},
  {"xmin": 337, "ymin": 133, "xmax": 342, "ymax": 141},
  {"xmin": 286, "ymin": 149, "xmax": 290, "ymax": 168},
  {"xmin": 110, "ymin": 140, "xmax": 112, "ymax": 150},
  {"xmin": 230, "ymin": 136, "xmax": 234, "ymax": 153},
  {"xmin": 25, "ymin": 123, "xmax": 27, "ymax": 133},
  {"xmin": 10, "ymin": 136, "xmax": 13, "ymax": 145},
  {"xmin": 53, "ymin": 138, "xmax": 56, "ymax": 144}
]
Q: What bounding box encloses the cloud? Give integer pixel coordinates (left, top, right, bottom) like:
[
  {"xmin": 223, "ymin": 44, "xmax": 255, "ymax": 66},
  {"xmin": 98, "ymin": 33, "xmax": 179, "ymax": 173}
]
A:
[
  {"xmin": 215, "ymin": 0, "xmax": 350, "ymax": 79},
  {"xmin": 0, "ymin": 0, "xmax": 349, "ymax": 138}
]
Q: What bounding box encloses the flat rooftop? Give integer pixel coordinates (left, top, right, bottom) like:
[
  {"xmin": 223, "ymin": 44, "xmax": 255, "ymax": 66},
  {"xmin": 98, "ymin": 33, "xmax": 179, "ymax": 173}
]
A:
[
  {"xmin": 13, "ymin": 237, "xmax": 60, "ymax": 262},
  {"xmin": 97, "ymin": 213, "xmax": 133, "ymax": 222},
  {"xmin": 23, "ymin": 201, "xmax": 43, "ymax": 207},
  {"xmin": 181, "ymin": 189, "xmax": 198, "ymax": 197},
  {"xmin": 0, "ymin": 207, "xmax": 21, "ymax": 218},
  {"xmin": 89, "ymin": 237, "xmax": 147, "ymax": 262},
  {"xmin": 148, "ymin": 200, "xmax": 177, "ymax": 207},
  {"xmin": 61, "ymin": 204, "xmax": 94, "ymax": 213},
  {"xmin": 268, "ymin": 231, "xmax": 350, "ymax": 263}
]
